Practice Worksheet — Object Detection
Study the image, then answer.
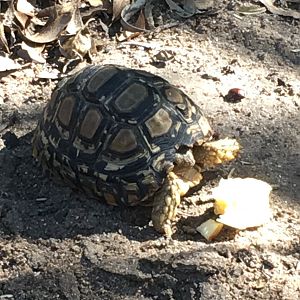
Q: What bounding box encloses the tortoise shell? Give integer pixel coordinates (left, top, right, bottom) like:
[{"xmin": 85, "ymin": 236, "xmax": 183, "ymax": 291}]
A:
[{"xmin": 32, "ymin": 65, "xmax": 213, "ymax": 206}]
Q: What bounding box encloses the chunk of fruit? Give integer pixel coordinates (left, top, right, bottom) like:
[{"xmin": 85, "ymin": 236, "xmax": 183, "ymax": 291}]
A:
[
  {"xmin": 197, "ymin": 219, "xmax": 224, "ymax": 241},
  {"xmin": 212, "ymin": 178, "xmax": 272, "ymax": 229}
]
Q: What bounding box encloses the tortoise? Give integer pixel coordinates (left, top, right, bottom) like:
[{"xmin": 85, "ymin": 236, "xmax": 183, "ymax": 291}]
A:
[{"xmin": 32, "ymin": 65, "xmax": 240, "ymax": 236}]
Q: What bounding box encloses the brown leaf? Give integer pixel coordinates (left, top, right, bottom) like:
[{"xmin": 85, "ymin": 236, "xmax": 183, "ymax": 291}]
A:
[
  {"xmin": 116, "ymin": 30, "xmax": 141, "ymax": 42},
  {"xmin": 16, "ymin": 0, "xmax": 36, "ymax": 17},
  {"xmin": 88, "ymin": 0, "xmax": 103, "ymax": 7},
  {"xmin": 194, "ymin": 0, "xmax": 214, "ymax": 10},
  {"xmin": 144, "ymin": 0, "xmax": 155, "ymax": 30},
  {"xmin": 120, "ymin": 0, "xmax": 148, "ymax": 32},
  {"xmin": 112, "ymin": 0, "xmax": 130, "ymax": 22},
  {"xmin": 13, "ymin": 9, "xmax": 30, "ymax": 29},
  {"xmin": 184, "ymin": 0, "xmax": 213, "ymax": 12},
  {"xmin": 103, "ymin": 0, "xmax": 113, "ymax": 14},
  {"xmin": 165, "ymin": 0, "xmax": 211, "ymax": 17},
  {"xmin": 21, "ymin": 3, "xmax": 74, "ymax": 43},
  {"xmin": 259, "ymin": 0, "xmax": 300, "ymax": 19},
  {"xmin": 20, "ymin": 40, "xmax": 46, "ymax": 63},
  {"xmin": 134, "ymin": 9, "xmax": 145, "ymax": 30},
  {"xmin": 0, "ymin": 15, "xmax": 10, "ymax": 53},
  {"xmin": 60, "ymin": 22, "xmax": 93, "ymax": 60},
  {"xmin": 66, "ymin": 1, "xmax": 83, "ymax": 34},
  {"xmin": 183, "ymin": 0, "xmax": 196, "ymax": 14}
]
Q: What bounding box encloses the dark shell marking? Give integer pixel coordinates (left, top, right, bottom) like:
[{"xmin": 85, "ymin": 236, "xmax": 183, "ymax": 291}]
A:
[{"xmin": 32, "ymin": 65, "xmax": 212, "ymax": 206}]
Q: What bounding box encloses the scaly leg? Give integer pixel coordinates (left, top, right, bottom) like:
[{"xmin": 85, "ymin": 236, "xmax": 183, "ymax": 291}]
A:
[{"xmin": 151, "ymin": 168, "xmax": 202, "ymax": 236}]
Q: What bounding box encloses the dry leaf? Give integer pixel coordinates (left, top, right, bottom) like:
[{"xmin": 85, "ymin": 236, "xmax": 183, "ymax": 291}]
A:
[
  {"xmin": 0, "ymin": 15, "xmax": 10, "ymax": 53},
  {"xmin": 88, "ymin": 0, "xmax": 103, "ymax": 7},
  {"xmin": 236, "ymin": 5, "xmax": 266, "ymax": 15},
  {"xmin": 166, "ymin": 0, "xmax": 211, "ymax": 18},
  {"xmin": 259, "ymin": 0, "xmax": 300, "ymax": 19},
  {"xmin": 183, "ymin": 0, "xmax": 196, "ymax": 14},
  {"xmin": 152, "ymin": 49, "xmax": 175, "ymax": 62},
  {"xmin": 116, "ymin": 30, "xmax": 141, "ymax": 42},
  {"xmin": 0, "ymin": 55, "xmax": 22, "ymax": 72},
  {"xmin": 21, "ymin": 3, "xmax": 74, "ymax": 43},
  {"xmin": 144, "ymin": 0, "xmax": 155, "ymax": 29},
  {"xmin": 60, "ymin": 22, "xmax": 93, "ymax": 60},
  {"xmin": 112, "ymin": 0, "xmax": 130, "ymax": 21},
  {"xmin": 16, "ymin": 0, "xmax": 36, "ymax": 17},
  {"xmin": 13, "ymin": 9, "xmax": 30, "ymax": 29},
  {"xmin": 120, "ymin": 0, "xmax": 148, "ymax": 32},
  {"xmin": 165, "ymin": 0, "xmax": 194, "ymax": 18},
  {"xmin": 21, "ymin": 40, "xmax": 45, "ymax": 63},
  {"xmin": 134, "ymin": 9, "xmax": 145, "ymax": 30},
  {"xmin": 66, "ymin": 2, "xmax": 83, "ymax": 34},
  {"xmin": 193, "ymin": 0, "xmax": 214, "ymax": 10}
]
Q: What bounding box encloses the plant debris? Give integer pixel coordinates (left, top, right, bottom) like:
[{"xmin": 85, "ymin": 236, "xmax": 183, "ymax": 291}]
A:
[
  {"xmin": 259, "ymin": 0, "xmax": 300, "ymax": 19},
  {"xmin": 0, "ymin": 0, "xmax": 298, "ymax": 76}
]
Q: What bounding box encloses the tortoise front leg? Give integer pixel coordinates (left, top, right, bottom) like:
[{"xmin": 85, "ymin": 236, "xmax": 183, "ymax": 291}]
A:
[{"xmin": 151, "ymin": 168, "xmax": 202, "ymax": 236}]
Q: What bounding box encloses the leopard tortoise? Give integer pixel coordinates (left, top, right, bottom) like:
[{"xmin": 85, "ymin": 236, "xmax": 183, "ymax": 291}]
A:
[{"xmin": 32, "ymin": 65, "xmax": 240, "ymax": 236}]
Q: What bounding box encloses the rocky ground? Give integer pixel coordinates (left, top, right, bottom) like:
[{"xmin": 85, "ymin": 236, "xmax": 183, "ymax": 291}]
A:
[{"xmin": 0, "ymin": 1, "xmax": 299, "ymax": 299}]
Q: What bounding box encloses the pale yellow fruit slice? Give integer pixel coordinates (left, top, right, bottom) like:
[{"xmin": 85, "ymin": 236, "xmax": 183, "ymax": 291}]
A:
[{"xmin": 212, "ymin": 178, "xmax": 272, "ymax": 229}]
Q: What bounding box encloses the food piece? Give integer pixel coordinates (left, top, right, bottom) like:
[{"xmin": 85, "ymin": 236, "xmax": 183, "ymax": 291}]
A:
[
  {"xmin": 212, "ymin": 178, "xmax": 272, "ymax": 229},
  {"xmin": 196, "ymin": 219, "xmax": 224, "ymax": 241}
]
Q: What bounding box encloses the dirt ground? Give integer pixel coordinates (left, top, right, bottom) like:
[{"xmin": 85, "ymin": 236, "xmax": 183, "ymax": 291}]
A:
[{"xmin": 0, "ymin": 2, "xmax": 300, "ymax": 300}]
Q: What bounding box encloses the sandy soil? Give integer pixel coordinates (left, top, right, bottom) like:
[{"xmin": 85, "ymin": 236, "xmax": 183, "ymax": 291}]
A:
[{"xmin": 0, "ymin": 2, "xmax": 299, "ymax": 299}]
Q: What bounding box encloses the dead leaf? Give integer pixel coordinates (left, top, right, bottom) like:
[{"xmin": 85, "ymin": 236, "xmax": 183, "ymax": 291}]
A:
[
  {"xmin": 0, "ymin": 15, "xmax": 10, "ymax": 53},
  {"xmin": 88, "ymin": 0, "xmax": 103, "ymax": 7},
  {"xmin": 236, "ymin": 4, "xmax": 266, "ymax": 15},
  {"xmin": 193, "ymin": 0, "xmax": 214, "ymax": 10},
  {"xmin": 81, "ymin": 4, "xmax": 111, "ymax": 22},
  {"xmin": 20, "ymin": 40, "xmax": 45, "ymax": 63},
  {"xmin": 144, "ymin": 0, "xmax": 155, "ymax": 30},
  {"xmin": 259, "ymin": 0, "xmax": 300, "ymax": 19},
  {"xmin": 134, "ymin": 9, "xmax": 145, "ymax": 29},
  {"xmin": 13, "ymin": 9, "xmax": 30, "ymax": 29},
  {"xmin": 116, "ymin": 30, "xmax": 141, "ymax": 42},
  {"xmin": 153, "ymin": 49, "xmax": 175, "ymax": 62},
  {"xmin": 183, "ymin": 0, "xmax": 197, "ymax": 14},
  {"xmin": 120, "ymin": 0, "xmax": 148, "ymax": 32},
  {"xmin": 66, "ymin": 1, "xmax": 83, "ymax": 34},
  {"xmin": 21, "ymin": 3, "xmax": 74, "ymax": 43},
  {"xmin": 0, "ymin": 55, "xmax": 22, "ymax": 72},
  {"xmin": 165, "ymin": 0, "xmax": 194, "ymax": 18},
  {"xmin": 166, "ymin": 0, "xmax": 212, "ymax": 18},
  {"xmin": 16, "ymin": 0, "xmax": 36, "ymax": 17},
  {"xmin": 113, "ymin": 0, "xmax": 130, "ymax": 21},
  {"xmin": 60, "ymin": 21, "xmax": 93, "ymax": 60}
]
